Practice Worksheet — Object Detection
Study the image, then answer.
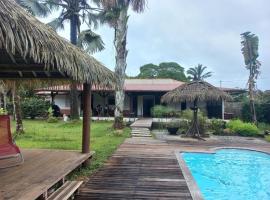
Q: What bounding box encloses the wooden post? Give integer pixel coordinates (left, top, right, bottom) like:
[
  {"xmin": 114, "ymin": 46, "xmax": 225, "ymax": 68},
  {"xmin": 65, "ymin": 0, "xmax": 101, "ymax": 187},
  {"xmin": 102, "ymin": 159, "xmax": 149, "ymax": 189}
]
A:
[{"xmin": 82, "ymin": 83, "xmax": 91, "ymax": 155}]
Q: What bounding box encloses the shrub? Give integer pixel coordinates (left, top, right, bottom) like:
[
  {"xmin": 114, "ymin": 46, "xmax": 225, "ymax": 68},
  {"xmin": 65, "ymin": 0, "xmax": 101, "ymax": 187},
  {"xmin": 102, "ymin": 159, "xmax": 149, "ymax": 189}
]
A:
[
  {"xmin": 226, "ymin": 119, "xmax": 259, "ymax": 136},
  {"xmin": 151, "ymin": 105, "xmax": 179, "ymax": 118},
  {"xmin": 166, "ymin": 120, "xmax": 180, "ymax": 128},
  {"xmin": 0, "ymin": 108, "xmax": 7, "ymax": 115},
  {"xmin": 210, "ymin": 119, "xmax": 226, "ymax": 135},
  {"xmin": 21, "ymin": 97, "xmax": 50, "ymax": 119},
  {"xmin": 242, "ymin": 101, "xmax": 270, "ymax": 124},
  {"xmin": 47, "ymin": 107, "xmax": 59, "ymax": 123}
]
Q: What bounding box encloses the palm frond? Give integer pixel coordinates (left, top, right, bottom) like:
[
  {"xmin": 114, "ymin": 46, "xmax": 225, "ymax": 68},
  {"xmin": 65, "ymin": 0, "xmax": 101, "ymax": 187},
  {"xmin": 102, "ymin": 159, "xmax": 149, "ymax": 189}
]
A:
[
  {"xmin": 47, "ymin": 17, "xmax": 65, "ymax": 31},
  {"xmin": 16, "ymin": 0, "xmax": 50, "ymax": 17},
  {"xmin": 77, "ymin": 29, "xmax": 105, "ymax": 54},
  {"xmin": 130, "ymin": 0, "xmax": 146, "ymax": 13},
  {"xmin": 0, "ymin": 0, "xmax": 115, "ymax": 88}
]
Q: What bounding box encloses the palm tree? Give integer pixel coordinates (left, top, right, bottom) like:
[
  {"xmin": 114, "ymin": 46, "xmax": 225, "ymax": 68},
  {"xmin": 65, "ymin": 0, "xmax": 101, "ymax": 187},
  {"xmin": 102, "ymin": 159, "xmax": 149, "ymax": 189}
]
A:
[
  {"xmin": 187, "ymin": 64, "xmax": 212, "ymax": 81},
  {"xmin": 17, "ymin": 0, "xmax": 105, "ymax": 120},
  {"xmin": 241, "ymin": 32, "xmax": 260, "ymax": 125},
  {"xmin": 100, "ymin": 0, "xmax": 146, "ymax": 129}
]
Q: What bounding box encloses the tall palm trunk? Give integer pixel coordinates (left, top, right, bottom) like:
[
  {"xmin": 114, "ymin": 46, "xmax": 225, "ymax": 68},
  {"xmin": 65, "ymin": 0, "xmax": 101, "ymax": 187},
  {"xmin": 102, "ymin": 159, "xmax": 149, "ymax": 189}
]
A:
[
  {"xmin": 248, "ymin": 65, "xmax": 257, "ymax": 124},
  {"xmin": 12, "ymin": 82, "xmax": 24, "ymax": 134},
  {"xmin": 70, "ymin": 14, "xmax": 80, "ymax": 120},
  {"xmin": 113, "ymin": 6, "xmax": 128, "ymax": 129}
]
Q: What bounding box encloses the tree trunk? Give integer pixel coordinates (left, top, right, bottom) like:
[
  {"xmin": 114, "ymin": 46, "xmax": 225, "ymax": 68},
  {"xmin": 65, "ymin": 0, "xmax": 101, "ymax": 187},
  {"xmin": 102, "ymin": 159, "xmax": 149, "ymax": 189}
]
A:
[
  {"xmin": 69, "ymin": 14, "xmax": 80, "ymax": 120},
  {"xmin": 186, "ymin": 98, "xmax": 200, "ymax": 138},
  {"xmin": 12, "ymin": 82, "xmax": 24, "ymax": 134},
  {"xmin": 3, "ymin": 91, "xmax": 7, "ymax": 110},
  {"xmin": 248, "ymin": 70, "xmax": 257, "ymax": 125},
  {"xmin": 113, "ymin": 6, "xmax": 128, "ymax": 129}
]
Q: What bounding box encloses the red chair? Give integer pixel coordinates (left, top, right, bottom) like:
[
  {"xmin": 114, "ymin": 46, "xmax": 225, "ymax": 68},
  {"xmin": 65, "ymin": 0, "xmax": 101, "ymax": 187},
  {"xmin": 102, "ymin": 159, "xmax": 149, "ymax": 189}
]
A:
[{"xmin": 0, "ymin": 115, "xmax": 24, "ymax": 168}]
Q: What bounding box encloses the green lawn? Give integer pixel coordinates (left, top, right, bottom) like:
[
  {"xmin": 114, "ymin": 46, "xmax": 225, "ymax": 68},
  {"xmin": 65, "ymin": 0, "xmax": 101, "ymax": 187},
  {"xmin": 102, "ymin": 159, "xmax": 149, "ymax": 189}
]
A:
[{"xmin": 12, "ymin": 120, "xmax": 130, "ymax": 179}]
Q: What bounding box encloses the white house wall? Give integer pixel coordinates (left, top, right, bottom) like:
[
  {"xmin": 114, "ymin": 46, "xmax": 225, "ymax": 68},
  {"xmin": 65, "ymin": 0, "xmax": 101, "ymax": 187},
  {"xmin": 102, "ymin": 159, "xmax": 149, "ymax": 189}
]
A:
[{"xmin": 54, "ymin": 94, "xmax": 70, "ymax": 109}]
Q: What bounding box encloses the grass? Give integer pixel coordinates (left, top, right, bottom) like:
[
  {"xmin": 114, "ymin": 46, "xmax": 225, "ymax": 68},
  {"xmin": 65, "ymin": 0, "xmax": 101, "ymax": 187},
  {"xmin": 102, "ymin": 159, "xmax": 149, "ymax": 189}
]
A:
[{"xmin": 12, "ymin": 120, "xmax": 130, "ymax": 179}]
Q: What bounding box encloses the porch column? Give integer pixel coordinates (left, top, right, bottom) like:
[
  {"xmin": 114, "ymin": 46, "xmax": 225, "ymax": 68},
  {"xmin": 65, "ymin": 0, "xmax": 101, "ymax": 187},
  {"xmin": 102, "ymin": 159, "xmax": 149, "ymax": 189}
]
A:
[
  {"xmin": 82, "ymin": 83, "xmax": 91, "ymax": 154},
  {"xmin": 222, "ymin": 99, "xmax": 225, "ymax": 120}
]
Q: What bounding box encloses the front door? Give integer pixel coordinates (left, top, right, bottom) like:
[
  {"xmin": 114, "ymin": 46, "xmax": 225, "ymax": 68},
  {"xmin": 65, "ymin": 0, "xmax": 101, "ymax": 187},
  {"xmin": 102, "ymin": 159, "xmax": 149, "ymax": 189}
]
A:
[{"xmin": 143, "ymin": 96, "xmax": 154, "ymax": 117}]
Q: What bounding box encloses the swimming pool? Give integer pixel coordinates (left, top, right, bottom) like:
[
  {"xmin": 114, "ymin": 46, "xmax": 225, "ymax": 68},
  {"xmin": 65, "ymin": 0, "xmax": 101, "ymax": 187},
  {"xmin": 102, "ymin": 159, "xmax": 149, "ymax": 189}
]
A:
[{"xmin": 182, "ymin": 149, "xmax": 270, "ymax": 200}]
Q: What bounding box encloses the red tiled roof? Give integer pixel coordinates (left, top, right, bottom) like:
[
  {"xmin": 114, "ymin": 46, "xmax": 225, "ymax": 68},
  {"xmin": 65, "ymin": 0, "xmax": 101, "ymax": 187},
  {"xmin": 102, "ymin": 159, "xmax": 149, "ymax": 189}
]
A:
[
  {"xmin": 36, "ymin": 79, "xmax": 185, "ymax": 93},
  {"xmin": 36, "ymin": 79, "xmax": 246, "ymax": 94}
]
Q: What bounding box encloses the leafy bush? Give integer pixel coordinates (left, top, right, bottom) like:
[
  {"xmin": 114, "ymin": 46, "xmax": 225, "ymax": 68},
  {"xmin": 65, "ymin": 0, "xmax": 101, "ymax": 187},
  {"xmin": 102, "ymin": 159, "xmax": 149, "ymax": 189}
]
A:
[
  {"xmin": 151, "ymin": 105, "xmax": 179, "ymax": 118},
  {"xmin": 166, "ymin": 120, "xmax": 180, "ymax": 128},
  {"xmin": 21, "ymin": 97, "xmax": 50, "ymax": 119},
  {"xmin": 210, "ymin": 119, "xmax": 226, "ymax": 135},
  {"xmin": 0, "ymin": 108, "xmax": 7, "ymax": 115},
  {"xmin": 226, "ymin": 119, "xmax": 259, "ymax": 136},
  {"xmin": 47, "ymin": 107, "xmax": 59, "ymax": 123},
  {"xmin": 242, "ymin": 101, "xmax": 270, "ymax": 124}
]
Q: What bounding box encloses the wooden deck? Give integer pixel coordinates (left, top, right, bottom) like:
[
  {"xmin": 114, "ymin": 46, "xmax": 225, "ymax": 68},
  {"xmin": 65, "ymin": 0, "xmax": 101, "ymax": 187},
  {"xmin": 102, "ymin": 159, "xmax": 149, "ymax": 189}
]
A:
[
  {"xmin": 0, "ymin": 149, "xmax": 93, "ymax": 200},
  {"xmin": 76, "ymin": 138, "xmax": 192, "ymax": 200}
]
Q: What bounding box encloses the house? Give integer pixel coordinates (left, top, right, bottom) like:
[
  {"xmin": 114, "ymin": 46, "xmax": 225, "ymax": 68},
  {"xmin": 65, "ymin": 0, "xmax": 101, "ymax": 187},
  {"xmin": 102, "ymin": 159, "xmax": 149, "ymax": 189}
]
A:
[{"xmin": 36, "ymin": 79, "xmax": 246, "ymax": 119}]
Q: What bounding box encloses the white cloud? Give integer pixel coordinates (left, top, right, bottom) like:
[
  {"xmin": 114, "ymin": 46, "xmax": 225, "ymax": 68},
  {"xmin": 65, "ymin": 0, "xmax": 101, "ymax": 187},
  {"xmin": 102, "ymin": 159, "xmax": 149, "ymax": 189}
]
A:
[{"xmin": 39, "ymin": 0, "xmax": 270, "ymax": 90}]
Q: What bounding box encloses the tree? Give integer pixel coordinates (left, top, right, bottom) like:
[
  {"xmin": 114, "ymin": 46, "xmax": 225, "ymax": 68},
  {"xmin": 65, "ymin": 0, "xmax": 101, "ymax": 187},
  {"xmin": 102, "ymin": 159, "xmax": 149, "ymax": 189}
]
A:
[
  {"xmin": 12, "ymin": 82, "xmax": 24, "ymax": 134},
  {"xmin": 16, "ymin": 0, "xmax": 105, "ymax": 120},
  {"xmin": 241, "ymin": 32, "xmax": 260, "ymax": 125},
  {"xmin": 187, "ymin": 64, "xmax": 212, "ymax": 81},
  {"xmin": 137, "ymin": 62, "xmax": 188, "ymax": 81},
  {"xmin": 100, "ymin": 0, "xmax": 146, "ymax": 129}
]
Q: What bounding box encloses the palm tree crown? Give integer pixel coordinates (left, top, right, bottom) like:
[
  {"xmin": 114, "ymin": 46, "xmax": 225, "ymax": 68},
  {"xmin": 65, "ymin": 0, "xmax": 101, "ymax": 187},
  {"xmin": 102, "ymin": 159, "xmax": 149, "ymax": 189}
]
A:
[{"xmin": 187, "ymin": 64, "xmax": 212, "ymax": 81}]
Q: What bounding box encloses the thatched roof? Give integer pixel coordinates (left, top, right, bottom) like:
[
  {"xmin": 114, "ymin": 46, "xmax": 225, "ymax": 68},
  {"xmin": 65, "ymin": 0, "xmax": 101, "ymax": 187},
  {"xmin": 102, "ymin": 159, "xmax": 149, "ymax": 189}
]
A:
[
  {"xmin": 0, "ymin": 0, "xmax": 114, "ymax": 87},
  {"xmin": 161, "ymin": 81, "xmax": 232, "ymax": 103}
]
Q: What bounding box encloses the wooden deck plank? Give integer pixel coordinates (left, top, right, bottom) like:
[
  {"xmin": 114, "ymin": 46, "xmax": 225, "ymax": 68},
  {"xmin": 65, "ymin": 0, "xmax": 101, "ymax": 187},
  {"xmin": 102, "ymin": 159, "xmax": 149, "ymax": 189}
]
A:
[
  {"xmin": 0, "ymin": 149, "xmax": 93, "ymax": 200},
  {"xmin": 76, "ymin": 138, "xmax": 192, "ymax": 200}
]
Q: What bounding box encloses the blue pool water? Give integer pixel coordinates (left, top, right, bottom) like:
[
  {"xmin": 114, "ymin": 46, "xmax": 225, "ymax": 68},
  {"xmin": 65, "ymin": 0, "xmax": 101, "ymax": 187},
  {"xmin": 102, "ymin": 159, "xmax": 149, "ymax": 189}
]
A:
[{"xmin": 182, "ymin": 149, "xmax": 270, "ymax": 200}]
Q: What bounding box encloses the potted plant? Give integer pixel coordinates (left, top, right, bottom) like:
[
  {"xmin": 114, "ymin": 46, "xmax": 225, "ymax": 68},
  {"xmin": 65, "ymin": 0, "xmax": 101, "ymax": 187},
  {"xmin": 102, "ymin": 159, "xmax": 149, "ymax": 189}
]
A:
[
  {"xmin": 166, "ymin": 121, "xmax": 180, "ymax": 135},
  {"xmin": 0, "ymin": 108, "xmax": 7, "ymax": 115},
  {"xmin": 0, "ymin": 108, "xmax": 9, "ymax": 123}
]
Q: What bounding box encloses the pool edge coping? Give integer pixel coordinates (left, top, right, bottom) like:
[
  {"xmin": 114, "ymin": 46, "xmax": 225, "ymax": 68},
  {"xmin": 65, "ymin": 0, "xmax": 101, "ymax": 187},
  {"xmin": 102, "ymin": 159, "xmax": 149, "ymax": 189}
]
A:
[
  {"xmin": 175, "ymin": 151, "xmax": 204, "ymax": 200},
  {"xmin": 175, "ymin": 146, "xmax": 270, "ymax": 200}
]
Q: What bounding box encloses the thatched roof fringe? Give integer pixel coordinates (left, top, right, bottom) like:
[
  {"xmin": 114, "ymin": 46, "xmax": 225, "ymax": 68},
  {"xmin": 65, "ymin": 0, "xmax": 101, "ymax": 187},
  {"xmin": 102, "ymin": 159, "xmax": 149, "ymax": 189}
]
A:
[
  {"xmin": 161, "ymin": 81, "xmax": 232, "ymax": 104},
  {"xmin": 0, "ymin": 0, "xmax": 115, "ymax": 87}
]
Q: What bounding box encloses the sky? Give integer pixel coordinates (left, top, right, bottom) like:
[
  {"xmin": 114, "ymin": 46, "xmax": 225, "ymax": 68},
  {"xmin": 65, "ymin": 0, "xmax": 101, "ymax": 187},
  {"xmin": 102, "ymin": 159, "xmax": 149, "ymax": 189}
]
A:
[{"xmin": 40, "ymin": 0, "xmax": 270, "ymax": 90}]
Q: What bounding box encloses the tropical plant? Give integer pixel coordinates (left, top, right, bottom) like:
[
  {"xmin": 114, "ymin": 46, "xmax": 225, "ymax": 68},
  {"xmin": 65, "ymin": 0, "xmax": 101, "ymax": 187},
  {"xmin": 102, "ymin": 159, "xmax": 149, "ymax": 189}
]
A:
[
  {"xmin": 241, "ymin": 32, "xmax": 261, "ymax": 125},
  {"xmin": 99, "ymin": 0, "xmax": 146, "ymax": 129},
  {"xmin": 17, "ymin": 0, "xmax": 105, "ymax": 120},
  {"xmin": 21, "ymin": 97, "xmax": 50, "ymax": 119},
  {"xmin": 187, "ymin": 64, "xmax": 212, "ymax": 81},
  {"xmin": 15, "ymin": 0, "xmax": 49, "ymax": 16}
]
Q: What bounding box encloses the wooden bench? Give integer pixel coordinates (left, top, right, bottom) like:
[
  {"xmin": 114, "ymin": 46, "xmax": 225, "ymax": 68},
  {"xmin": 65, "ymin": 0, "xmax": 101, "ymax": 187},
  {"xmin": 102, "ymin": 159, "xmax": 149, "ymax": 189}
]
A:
[{"xmin": 47, "ymin": 181, "xmax": 83, "ymax": 200}]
